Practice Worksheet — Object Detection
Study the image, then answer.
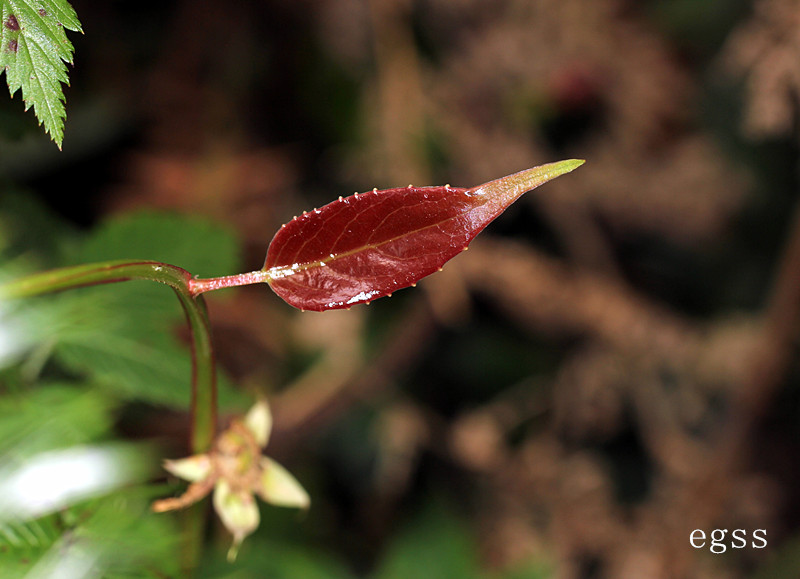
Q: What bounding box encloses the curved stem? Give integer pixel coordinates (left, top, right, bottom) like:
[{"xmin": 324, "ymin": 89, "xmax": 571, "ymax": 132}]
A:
[
  {"xmin": 0, "ymin": 260, "xmax": 186, "ymax": 298},
  {"xmin": 0, "ymin": 260, "xmax": 217, "ymax": 454},
  {"xmin": 1, "ymin": 259, "xmax": 227, "ymax": 575},
  {"xmin": 175, "ymin": 291, "xmax": 217, "ymax": 453}
]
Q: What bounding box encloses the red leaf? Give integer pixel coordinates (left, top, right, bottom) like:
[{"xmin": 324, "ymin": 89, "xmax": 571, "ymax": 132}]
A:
[{"xmin": 264, "ymin": 160, "xmax": 584, "ymax": 311}]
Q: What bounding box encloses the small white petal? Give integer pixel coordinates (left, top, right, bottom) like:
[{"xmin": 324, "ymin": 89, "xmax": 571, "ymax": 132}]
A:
[
  {"xmin": 245, "ymin": 400, "xmax": 273, "ymax": 448},
  {"xmin": 213, "ymin": 479, "xmax": 260, "ymax": 561},
  {"xmin": 257, "ymin": 457, "xmax": 310, "ymax": 509},
  {"xmin": 163, "ymin": 455, "xmax": 212, "ymax": 482}
]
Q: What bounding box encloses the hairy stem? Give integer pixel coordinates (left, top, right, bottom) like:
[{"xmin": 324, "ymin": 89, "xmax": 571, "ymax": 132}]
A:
[{"xmin": 188, "ymin": 269, "xmax": 271, "ymax": 296}]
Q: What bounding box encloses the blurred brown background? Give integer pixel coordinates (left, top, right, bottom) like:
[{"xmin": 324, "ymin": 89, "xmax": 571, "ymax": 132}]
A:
[{"xmin": 4, "ymin": 0, "xmax": 800, "ymax": 577}]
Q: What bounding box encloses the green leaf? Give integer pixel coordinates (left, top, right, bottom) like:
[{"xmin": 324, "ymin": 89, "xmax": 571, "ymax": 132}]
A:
[
  {"xmin": 72, "ymin": 211, "xmax": 241, "ymax": 279},
  {"xmin": 196, "ymin": 541, "xmax": 356, "ymax": 579},
  {"xmin": 48, "ymin": 212, "xmax": 246, "ymax": 409},
  {"xmin": 0, "ymin": 384, "xmax": 113, "ymax": 457},
  {"xmin": 0, "ymin": 372, "xmax": 178, "ymax": 578},
  {"xmin": 0, "ymin": 516, "xmax": 62, "ymax": 576},
  {"xmin": 53, "ymin": 306, "xmax": 204, "ymax": 407},
  {"xmin": 0, "ymin": 211, "xmax": 245, "ymax": 409},
  {"xmin": 373, "ymin": 500, "xmax": 483, "ymax": 579},
  {"xmin": 0, "ymin": 210, "xmax": 245, "ymax": 408},
  {"xmin": 0, "ymin": 487, "xmax": 180, "ymax": 578},
  {"xmin": 0, "ymin": 0, "xmax": 82, "ymax": 148},
  {"xmin": 49, "ymin": 283, "xmax": 245, "ymax": 409}
]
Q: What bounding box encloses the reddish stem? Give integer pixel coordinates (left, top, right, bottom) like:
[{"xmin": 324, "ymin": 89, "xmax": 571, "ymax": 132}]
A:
[{"xmin": 188, "ymin": 270, "xmax": 271, "ymax": 297}]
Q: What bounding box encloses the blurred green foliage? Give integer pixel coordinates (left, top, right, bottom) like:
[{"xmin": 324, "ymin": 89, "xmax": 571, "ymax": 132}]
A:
[
  {"xmin": 0, "ymin": 383, "xmax": 176, "ymax": 577},
  {"xmin": 0, "ymin": 203, "xmax": 250, "ymax": 575}
]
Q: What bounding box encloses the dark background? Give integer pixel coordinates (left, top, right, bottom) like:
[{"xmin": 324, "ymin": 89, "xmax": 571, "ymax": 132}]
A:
[{"xmin": 3, "ymin": 0, "xmax": 800, "ymax": 577}]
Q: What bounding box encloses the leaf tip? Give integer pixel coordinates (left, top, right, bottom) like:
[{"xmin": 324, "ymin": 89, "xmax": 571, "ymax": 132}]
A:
[
  {"xmin": 559, "ymin": 158, "xmax": 586, "ymax": 172},
  {"xmin": 467, "ymin": 158, "xmax": 586, "ymax": 203},
  {"xmin": 542, "ymin": 159, "xmax": 585, "ymax": 178}
]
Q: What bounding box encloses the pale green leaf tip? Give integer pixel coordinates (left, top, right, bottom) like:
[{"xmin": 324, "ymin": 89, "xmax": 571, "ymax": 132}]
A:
[{"xmin": 550, "ymin": 158, "xmax": 586, "ymax": 174}]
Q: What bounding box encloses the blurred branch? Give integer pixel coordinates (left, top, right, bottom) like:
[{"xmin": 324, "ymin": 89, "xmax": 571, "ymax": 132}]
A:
[
  {"xmin": 366, "ymin": 0, "xmax": 430, "ymax": 185},
  {"xmin": 454, "ymin": 238, "xmax": 698, "ymax": 356},
  {"xmin": 533, "ymin": 193, "xmax": 623, "ymax": 278},
  {"xmin": 741, "ymin": 195, "xmax": 800, "ymax": 424},
  {"xmin": 274, "ymin": 299, "xmax": 439, "ymax": 446},
  {"xmin": 687, "ymin": 182, "xmax": 800, "ymax": 516}
]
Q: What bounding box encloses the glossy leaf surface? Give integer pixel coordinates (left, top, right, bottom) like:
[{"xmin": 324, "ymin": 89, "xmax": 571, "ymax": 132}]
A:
[{"xmin": 264, "ymin": 159, "xmax": 584, "ymax": 311}]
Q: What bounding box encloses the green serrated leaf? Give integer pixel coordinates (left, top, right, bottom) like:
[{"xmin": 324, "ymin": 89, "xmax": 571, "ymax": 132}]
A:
[
  {"xmin": 50, "ymin": 285, "xmax": 245, "ymax": 410},
  {"xmin": 0, "ymin": 384, "xmax": 113, "ymax": 457},
  {"xmin": 71, "ymin": 211, "xmax": 241, "ymax": 279},
  {"xmin": 2, "ymin": 211, "xmax": 246, "ymax": 409},
  {"xmin": 55, "ymin": 318, "xmax": 200, "ymax": 408},
  {"xmin": 0, "ymin": 516, "xmax": 61, "ymax": 577},
  {"xmin": 0, "ymin": 488, "xmax": 180, "ymax": 578},
  {"xmin": 49, "ymin": 211, "xmax": 247, "ymax": 408},
  {"xmin": 0, "ymin": 0, "xmax": 82, "ymax": 148}
]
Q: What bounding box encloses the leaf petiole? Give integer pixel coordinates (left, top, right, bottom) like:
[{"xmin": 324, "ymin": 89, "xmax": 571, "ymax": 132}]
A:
[{"xmin": 188, "ymin": 269, "xmax": 272, "ymax": 296}]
